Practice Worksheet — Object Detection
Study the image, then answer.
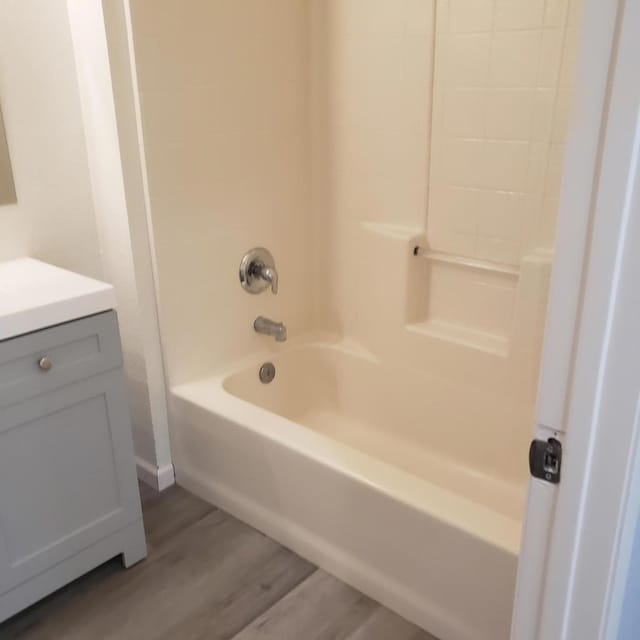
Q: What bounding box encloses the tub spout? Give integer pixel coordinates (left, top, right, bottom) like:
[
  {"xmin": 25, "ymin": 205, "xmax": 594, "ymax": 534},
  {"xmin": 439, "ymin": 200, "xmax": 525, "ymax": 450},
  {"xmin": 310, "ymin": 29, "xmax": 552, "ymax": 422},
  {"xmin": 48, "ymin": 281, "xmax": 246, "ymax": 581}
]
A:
[{"xmin": 254, "ymin": 316, "xmax": 287, "ymax": 342}]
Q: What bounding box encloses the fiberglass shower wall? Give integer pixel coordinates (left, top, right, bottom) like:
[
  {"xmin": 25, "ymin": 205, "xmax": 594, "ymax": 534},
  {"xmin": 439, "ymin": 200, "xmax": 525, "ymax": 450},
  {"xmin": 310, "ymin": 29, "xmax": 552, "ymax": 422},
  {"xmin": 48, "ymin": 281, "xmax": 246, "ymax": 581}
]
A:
[
  {"xmin": 131, "ymin": 0, "xmax": 582, "ymax": 481},
  {"xmin": 308, "ymin": 0, "xmax": 583, "ymax": 487},
  {"xmin": 128, "ymin": 0, "xmax": 314, "ymax": 385},
  {"xmin": 429, "ymin": 0, "xmax": 582, "ymax": 261},
  {"xmin": 309, "ymin": 1, "xmax": 435, "ymax": 333},
  {"xmin": 422, "ymin": 0, "xmax": 582, "ymax": 409},
  {"xmin": 310, "ymin": 0, "xmax": 581, "ymax": 355}
]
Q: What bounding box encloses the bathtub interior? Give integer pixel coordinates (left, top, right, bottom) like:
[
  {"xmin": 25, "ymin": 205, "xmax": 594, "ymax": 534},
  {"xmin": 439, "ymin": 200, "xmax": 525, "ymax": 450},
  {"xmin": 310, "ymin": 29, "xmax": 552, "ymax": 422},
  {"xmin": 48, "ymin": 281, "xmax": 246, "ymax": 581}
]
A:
[
  {"xmin": 128, "ymin": 0, "xmax": 585, "ymax": 590},
  {"xmin": 222, "ymin": 340, "xmax": 525, "ymax": 521}
]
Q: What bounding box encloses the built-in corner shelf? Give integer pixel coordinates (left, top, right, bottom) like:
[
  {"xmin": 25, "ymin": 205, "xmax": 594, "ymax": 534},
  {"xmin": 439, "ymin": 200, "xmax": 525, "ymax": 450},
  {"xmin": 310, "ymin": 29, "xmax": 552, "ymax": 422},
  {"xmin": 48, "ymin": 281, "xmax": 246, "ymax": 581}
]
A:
[
  {"xmin": 406, "ymin": 320, "xmax": 509, "ymax": 357},
  {"xmin": 407, "ymin": 250, "xmax": 521, "ymax": 358},
  {"xmin": 360, "ymin": 221, "xmax": 425, "ymax": 242},
  {"xmin": 418, "ymin": 250, "xmax": 521, "ymax": 277},
  {"xmin": 356, "ymin": 221, "xmax": 546, "ymax": 361}
]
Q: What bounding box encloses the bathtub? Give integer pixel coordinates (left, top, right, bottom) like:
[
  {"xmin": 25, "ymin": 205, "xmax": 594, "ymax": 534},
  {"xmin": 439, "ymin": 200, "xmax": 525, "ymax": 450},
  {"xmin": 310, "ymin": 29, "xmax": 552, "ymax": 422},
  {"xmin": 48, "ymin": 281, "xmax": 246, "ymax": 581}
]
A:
[{"xmin": 171, "ymin": 337, "xmax": 523, "ymax": 640}]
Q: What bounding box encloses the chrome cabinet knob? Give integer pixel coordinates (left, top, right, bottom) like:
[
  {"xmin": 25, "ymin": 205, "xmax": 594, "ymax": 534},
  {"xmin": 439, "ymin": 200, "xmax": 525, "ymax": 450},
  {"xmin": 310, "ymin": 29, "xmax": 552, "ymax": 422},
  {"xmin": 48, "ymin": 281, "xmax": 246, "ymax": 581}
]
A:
[{"xmin": 38, "ymin": 356, "xmax": 53, "ymax": 371}]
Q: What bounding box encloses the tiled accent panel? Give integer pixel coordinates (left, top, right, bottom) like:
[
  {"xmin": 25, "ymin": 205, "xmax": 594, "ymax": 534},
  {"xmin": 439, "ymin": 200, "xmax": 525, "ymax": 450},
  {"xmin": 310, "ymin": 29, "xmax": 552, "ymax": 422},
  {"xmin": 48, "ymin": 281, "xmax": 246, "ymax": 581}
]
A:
[{"xmin": 427, "ymin": 0, "xmax": 583, "ymax": 266}]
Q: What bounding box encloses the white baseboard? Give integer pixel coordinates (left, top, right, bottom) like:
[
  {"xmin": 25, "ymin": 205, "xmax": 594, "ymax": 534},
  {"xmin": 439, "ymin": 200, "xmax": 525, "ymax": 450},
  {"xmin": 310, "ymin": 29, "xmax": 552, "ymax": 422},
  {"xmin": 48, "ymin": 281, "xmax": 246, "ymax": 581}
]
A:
[{"xmin": 136, "ymin": 457, "xmax": 175, "ymax": 492}]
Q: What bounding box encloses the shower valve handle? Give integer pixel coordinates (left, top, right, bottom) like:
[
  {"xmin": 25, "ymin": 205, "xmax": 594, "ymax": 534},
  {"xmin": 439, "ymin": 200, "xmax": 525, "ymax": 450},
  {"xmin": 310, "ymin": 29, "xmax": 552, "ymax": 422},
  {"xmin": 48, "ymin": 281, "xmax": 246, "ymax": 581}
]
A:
[
  {"xmin": 239, "ymin": 248, "xmax": 279, "ymax": 295},
  {"xmin": 254, "ymin": 263, "xmax": 278, "ymax": 294}
]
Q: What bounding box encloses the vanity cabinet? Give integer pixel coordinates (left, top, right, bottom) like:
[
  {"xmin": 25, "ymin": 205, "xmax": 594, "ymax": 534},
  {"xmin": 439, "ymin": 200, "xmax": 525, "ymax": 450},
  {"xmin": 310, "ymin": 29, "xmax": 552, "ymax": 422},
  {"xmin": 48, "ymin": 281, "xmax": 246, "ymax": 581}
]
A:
[{"xmin": 0, "ymin": 310, "xmax": 146, "ymax": 623}]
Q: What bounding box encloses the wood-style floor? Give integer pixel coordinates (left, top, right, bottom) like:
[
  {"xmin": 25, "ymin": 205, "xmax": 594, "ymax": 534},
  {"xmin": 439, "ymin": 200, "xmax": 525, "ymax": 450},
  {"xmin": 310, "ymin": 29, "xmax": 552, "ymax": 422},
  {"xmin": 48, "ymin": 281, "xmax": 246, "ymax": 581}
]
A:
[{"xmin": 0, "ymin": 483, "xmax": 438, "ymax": 640}]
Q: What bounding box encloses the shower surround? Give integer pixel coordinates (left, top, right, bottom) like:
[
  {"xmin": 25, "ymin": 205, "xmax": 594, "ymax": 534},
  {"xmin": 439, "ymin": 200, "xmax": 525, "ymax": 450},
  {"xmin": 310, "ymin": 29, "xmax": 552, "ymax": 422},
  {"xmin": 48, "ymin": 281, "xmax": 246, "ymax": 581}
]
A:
[{"xmin": 128, "ymin": 1, "xmax": 582, "ymax": 639}]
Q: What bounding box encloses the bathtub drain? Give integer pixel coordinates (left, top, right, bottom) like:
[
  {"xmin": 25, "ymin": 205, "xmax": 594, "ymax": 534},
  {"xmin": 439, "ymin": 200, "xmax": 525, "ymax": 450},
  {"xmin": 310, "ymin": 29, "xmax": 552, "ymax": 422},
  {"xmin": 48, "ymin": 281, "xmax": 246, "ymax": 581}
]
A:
[{"xmin": 259, "ymin": 362, "xmax": 276, "ymax": 384}]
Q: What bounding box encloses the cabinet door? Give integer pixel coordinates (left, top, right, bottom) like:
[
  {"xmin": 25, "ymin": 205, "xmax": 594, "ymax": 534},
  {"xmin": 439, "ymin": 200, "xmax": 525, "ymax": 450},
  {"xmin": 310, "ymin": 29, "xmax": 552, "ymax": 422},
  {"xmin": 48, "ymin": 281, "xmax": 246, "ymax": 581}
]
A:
[{"xmin": 0, "ymin": 370, "xmax": 141, "ymax": 590}]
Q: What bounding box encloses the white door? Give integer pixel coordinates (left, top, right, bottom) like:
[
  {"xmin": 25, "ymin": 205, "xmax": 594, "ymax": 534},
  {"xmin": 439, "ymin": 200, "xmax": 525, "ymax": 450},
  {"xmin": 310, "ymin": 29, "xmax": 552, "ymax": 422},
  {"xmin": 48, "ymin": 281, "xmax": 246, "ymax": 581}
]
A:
[{"xmin": 512, "ymin": 0, "xmax": 640, "ymax": 637}]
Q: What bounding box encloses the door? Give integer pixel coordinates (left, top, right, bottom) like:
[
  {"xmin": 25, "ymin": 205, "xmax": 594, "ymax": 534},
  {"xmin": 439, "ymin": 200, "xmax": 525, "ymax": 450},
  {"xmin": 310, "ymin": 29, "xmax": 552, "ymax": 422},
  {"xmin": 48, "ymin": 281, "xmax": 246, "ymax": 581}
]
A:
[{"xmin": 512, "ymin": 0, "xmax": 640, "ymax": 637}]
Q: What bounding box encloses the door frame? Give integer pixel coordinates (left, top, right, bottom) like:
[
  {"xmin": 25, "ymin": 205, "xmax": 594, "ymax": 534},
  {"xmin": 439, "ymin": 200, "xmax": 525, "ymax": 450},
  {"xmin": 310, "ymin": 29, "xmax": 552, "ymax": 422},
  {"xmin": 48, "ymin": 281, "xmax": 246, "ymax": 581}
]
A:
[{"xmin": 513, "ymin": 0, "xmax": 640, "ymax": 637}]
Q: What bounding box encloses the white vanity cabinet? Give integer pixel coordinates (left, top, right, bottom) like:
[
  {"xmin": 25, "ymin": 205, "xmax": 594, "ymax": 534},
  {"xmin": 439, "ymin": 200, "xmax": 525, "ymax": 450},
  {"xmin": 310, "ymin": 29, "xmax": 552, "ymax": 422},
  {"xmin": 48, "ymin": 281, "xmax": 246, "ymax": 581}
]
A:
[{"xmin": 0, "ymin": 259, "xmax": 146, "ymax": 623}]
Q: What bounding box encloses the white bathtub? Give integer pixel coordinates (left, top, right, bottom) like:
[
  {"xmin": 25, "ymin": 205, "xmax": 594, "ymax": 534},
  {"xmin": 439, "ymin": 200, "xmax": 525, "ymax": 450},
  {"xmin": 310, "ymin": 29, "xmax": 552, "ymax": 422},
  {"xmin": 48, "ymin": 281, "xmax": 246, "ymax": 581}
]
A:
[{"xmin": 171, "ymin": 338, "xmax": 523, "ymax": 640}]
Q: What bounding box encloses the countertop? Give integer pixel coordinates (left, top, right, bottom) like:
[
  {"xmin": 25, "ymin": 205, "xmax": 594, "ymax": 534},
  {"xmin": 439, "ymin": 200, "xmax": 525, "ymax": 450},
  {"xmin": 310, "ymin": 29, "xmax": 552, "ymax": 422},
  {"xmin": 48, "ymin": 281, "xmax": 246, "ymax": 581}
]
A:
[{"xmin": 0, "ymin": 258, "xmax": 116, "ymax": 341}]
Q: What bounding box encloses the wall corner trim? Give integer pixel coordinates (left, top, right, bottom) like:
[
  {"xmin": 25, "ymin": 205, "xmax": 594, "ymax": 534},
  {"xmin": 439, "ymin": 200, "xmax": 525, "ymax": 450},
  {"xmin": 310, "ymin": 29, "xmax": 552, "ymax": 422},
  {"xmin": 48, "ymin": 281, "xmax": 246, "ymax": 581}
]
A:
[{"xmin": 136, "ymin": 456, "xmax": 175, "ymax": 492}]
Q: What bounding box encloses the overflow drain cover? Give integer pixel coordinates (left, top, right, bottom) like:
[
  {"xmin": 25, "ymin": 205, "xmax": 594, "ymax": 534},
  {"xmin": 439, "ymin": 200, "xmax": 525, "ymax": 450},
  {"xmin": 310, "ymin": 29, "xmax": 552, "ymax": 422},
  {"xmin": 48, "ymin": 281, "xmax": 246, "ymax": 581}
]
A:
[{"xmin": 259, "ymin": 362, "xmax": 276, "ymax": 384}]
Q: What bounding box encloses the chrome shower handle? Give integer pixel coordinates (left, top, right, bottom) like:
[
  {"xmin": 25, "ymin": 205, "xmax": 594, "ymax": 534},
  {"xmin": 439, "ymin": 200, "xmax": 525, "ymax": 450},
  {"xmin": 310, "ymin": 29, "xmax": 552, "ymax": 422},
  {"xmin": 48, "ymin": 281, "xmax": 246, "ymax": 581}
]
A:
[
  {"xmin": 239, "ymin": 248, "xmax": 279, "ymax": 295},
  {"xmin": 257, "ymin": 265, "xmax": 278, "ymax": 294}
]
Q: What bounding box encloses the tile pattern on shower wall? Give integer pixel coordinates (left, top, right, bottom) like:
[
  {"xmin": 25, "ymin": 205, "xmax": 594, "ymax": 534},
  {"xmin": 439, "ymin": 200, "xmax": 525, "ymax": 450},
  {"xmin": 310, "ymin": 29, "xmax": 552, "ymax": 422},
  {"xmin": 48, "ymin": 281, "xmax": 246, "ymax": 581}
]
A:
[{"xmin": 427, "ymin": 0, "xmax": 583, "ymax": 266}]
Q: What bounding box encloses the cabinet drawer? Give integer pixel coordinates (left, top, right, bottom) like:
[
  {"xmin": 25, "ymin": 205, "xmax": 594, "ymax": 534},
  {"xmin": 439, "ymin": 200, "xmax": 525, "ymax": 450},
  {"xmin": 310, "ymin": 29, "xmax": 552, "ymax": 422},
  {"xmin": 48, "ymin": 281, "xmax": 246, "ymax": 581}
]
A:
[{"xmin": 0, "ymin": 311, "xmax": 122, "ymax": 409}]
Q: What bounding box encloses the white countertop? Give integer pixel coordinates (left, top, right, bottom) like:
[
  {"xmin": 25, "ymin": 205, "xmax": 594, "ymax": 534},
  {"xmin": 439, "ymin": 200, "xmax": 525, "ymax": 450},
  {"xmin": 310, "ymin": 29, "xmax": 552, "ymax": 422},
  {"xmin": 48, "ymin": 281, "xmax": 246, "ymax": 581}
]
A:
[{"xmin": 0, "ymin": 258, "xmax": 116, "ymax": 341}]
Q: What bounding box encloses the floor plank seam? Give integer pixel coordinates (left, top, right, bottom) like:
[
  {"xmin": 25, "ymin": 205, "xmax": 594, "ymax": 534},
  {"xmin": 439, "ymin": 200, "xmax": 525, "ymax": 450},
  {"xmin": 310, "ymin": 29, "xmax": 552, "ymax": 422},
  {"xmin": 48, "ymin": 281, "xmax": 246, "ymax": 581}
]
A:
[{"xmin": 228, "ymin": 568, "xmax": 321, "ymax": 640}]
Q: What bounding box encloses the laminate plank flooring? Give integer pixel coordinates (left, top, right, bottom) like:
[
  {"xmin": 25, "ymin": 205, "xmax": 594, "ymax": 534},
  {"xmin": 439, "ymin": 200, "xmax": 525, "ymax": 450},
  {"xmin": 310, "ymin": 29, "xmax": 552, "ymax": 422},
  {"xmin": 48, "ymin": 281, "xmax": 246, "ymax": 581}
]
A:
[{"xmin": 0, "ymin": 483, "xmax": 438, "ymax": 640}]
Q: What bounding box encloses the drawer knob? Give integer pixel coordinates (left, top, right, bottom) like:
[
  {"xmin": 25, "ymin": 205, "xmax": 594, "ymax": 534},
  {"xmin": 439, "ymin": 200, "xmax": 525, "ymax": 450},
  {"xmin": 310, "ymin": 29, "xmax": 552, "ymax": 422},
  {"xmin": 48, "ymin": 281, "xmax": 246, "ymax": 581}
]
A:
[{"xmin": 38, "ymin": 356, "xmax": 53, "ymax": 371}]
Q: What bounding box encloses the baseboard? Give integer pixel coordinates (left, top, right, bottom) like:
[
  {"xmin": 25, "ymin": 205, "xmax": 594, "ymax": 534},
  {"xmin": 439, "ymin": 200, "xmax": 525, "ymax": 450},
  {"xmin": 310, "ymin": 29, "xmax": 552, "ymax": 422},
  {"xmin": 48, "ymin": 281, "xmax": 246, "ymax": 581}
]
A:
[{"xmin": 136, "ymin": 457, "xmax": 175, "ymax": 491}]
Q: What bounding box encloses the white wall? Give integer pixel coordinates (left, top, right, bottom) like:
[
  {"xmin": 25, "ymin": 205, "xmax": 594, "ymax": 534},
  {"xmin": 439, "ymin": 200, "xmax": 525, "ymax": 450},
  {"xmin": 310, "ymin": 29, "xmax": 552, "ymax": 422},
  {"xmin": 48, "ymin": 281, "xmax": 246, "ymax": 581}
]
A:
[
  {"xmin": 0, "ymin": 0, "xmax": 102, "ymax": 277},
  {"xmin": 67, "ymin": 0, "xmax": 172, "ymax": 482},
  {"xmin": 0, "ymin": 0, "xmax": 172, "ymax": 486}
]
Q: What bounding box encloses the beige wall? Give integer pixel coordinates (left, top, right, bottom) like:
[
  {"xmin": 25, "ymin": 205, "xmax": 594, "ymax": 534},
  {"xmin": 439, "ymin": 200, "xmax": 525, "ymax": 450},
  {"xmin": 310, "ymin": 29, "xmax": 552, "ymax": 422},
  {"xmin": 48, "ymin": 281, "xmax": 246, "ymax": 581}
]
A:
[
  {"xmin": 310, "ymin": 0, "xmax": 435, "ymax": 333},
  {"xmin": 0, "ymin": 0, "xmax": 102, "ymax": 277},
  {"xmin": 130, "ymin": 0, "xmax": 434, "ymax": 385},
  {"xmin": 129, "ymin": 0, "xmax": 313, "ymax": 385}
]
